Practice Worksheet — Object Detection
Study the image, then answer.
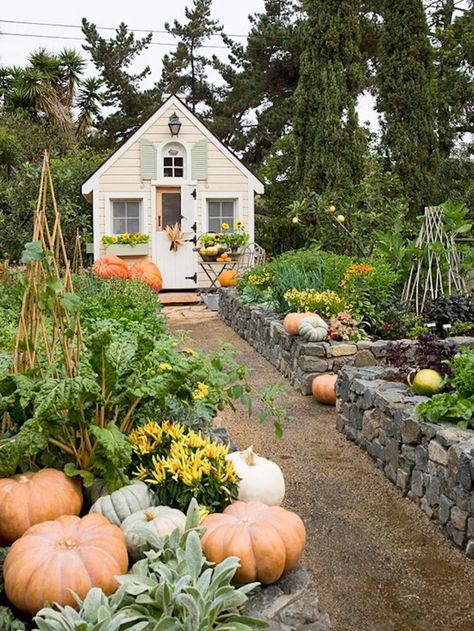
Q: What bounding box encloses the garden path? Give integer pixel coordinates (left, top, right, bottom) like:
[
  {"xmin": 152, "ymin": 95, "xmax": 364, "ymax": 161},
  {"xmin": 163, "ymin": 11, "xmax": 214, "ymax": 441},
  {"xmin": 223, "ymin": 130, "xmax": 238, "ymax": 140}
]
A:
[{"xmin": 166, "ymin": 305, "xmax": 474, "ymax": 631}]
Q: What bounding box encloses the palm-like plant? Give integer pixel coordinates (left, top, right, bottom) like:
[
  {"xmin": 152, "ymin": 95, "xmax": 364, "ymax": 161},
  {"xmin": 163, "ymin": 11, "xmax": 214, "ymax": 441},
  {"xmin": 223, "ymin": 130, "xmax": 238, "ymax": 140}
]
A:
[{"xmin": 0, "ymin": 47, "xmax": 103, "ymax": 142}]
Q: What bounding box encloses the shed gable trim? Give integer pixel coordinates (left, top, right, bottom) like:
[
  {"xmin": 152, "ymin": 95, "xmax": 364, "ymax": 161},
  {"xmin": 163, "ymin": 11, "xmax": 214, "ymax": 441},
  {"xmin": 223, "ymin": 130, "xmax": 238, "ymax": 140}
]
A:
[{"xmin": 81, "ymin": 95, "xmax": 264, "ymax": 194}]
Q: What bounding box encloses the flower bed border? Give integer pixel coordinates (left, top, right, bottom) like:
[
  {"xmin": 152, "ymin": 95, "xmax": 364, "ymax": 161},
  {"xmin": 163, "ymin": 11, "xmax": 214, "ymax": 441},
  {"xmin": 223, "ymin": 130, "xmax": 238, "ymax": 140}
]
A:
[
  {"xmin": 336, "ymin": 366, "xmax": 474, "ymax": 557},
  {"xmin": 218, "ymin": 289, "xmax": 474, "ymax": 395}
]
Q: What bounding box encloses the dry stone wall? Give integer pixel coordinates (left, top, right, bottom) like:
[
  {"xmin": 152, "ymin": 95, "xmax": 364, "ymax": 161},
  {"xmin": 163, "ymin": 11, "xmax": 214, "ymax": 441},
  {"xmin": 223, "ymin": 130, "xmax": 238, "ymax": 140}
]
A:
[{"xmin": 336, "ymin": 366, "xmax": 474, "ymax": 557}]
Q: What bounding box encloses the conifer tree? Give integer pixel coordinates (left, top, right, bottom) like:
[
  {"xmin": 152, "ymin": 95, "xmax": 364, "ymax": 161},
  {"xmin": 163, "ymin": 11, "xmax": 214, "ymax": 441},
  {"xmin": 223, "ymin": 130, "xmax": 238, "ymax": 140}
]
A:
[
  {"xmin": 294, "ymin": 0, "xmax": 366, "ymax": 195},
  {"xmin": 377, "ymin": 1, "xmax": 438, "ymax": 214},
  {"xmin": 159, "ymin": 0, "xmax": 222, "ymax": 113}
]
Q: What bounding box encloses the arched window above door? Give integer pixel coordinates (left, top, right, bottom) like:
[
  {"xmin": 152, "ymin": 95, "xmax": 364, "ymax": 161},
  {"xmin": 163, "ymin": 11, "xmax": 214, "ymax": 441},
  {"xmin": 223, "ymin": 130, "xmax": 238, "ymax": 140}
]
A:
[{"xmin": 162, "ymin": 142, "xmax": 186, "ymax": 179}]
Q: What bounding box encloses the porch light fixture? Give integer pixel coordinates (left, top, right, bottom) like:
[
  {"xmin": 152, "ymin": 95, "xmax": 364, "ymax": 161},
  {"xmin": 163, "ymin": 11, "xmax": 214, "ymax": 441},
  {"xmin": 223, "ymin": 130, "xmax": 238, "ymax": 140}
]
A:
[{"xmin": 168, "ymin": 112, "xmax": 182, "ymax": 136}]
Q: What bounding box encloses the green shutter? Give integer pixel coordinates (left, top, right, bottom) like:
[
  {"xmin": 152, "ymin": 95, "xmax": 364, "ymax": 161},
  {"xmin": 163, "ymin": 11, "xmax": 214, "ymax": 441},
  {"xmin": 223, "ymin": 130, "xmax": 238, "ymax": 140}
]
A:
[
  {"xmin": 140, "ymin": 138, "xmax": 156, "ymax": 180},
  {"xmin": 191, "ymin": 139, "xmax": 208, "ymax": 180}
]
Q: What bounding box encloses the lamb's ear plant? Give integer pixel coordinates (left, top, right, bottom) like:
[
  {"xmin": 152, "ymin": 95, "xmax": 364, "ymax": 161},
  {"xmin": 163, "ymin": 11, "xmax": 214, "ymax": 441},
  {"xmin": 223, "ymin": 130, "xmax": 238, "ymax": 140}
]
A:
[{"xmin": 33, "ymin": 500, "xmax": 268, "ymax": 631}]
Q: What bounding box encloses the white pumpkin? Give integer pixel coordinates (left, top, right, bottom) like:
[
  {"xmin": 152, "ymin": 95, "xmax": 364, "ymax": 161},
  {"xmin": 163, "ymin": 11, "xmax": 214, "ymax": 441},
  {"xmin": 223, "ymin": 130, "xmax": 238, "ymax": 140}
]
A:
[
  {"xmin": 226, "ymin": 446, "xmax": 285, "ymax": 506},
  {"xmin": 89, "ymin": 481, "xmax": 153, "ymax": 526},
  {"xmin": 121, "ymin": 506, "xmax": 186, "ymax": 560}
]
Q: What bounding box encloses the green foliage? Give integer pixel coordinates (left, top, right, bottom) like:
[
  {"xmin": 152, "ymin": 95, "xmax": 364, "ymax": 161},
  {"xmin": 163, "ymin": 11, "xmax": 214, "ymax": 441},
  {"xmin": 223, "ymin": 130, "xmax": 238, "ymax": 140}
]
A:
[
  {"xmin": 294, "ymin": 0, "xmax": 366, "ymax": 195},
  {"xmin": 417, "ymin": 348, "xmax": 474, "ymax": 429},
  {"xmin": 377, "ymin": 1, "xmax": 438, "ymax": 216},
  {"xmin": 0, "ymin": 607, "xmax": 26, "ymax": 631},
  {"xmin": 34, "ymin": 500, "xmax": 267, "ymax": 630},
  {"xmin": 269, "ymin": 265, "xmax": 325, "ymax": 315},
  {"xmin": 0, "ymin": 148, "xmax": 105, "ymax": 261},
  {"xmin": 450, "ymin": 321, "xmax": 474, "ymax": 337}
]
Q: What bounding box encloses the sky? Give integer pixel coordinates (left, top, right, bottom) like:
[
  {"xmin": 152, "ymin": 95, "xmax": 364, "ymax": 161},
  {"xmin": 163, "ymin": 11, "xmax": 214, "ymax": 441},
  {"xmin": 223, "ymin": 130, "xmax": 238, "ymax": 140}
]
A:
[{"xmin": 0, "ymin": 0, "xmax": 378, "ymax": 129}]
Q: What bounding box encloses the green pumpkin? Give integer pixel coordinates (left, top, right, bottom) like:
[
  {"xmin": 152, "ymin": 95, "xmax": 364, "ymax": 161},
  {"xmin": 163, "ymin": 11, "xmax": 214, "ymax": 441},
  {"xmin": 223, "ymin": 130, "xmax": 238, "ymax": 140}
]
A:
[
  {"xmin": 121, "ymin": 506, "xmax": 187, "ymax": 560},
  {"xmin": 89, "ymin": 481, "xmax": 153, "ymax": 526},
  {"xmin": 298, "ymin": 316, "xmax": 328, "ymax": 342}
]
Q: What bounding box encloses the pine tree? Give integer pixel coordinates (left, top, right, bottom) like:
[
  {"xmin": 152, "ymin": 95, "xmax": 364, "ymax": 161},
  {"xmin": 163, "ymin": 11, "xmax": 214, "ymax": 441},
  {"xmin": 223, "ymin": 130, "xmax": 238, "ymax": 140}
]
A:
[
  {"xmin": 294, "ymin": 0, "xmax": 366, "ymax": 195},
  {"xmin": 159, "ymin": 0, "xmax": 222, "ymax": 113},
  {"xmin": 82, "ymin": 20, "xmax": 160, "ymax": 146},
  {"xmin": 377, "ymin": 1, "xmax": 438, "ymax": 214}
]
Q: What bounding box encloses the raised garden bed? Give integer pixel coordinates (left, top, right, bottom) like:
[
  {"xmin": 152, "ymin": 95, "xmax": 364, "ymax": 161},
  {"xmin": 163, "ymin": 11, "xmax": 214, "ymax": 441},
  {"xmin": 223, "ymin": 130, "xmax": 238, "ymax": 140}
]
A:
[
  {"xmin": 219, "ymin": 289, "xmax": 474, "ymax": 395},
  {"xmin": 336, "ymin": 366, "xmax": 474, "ymax": 557}
]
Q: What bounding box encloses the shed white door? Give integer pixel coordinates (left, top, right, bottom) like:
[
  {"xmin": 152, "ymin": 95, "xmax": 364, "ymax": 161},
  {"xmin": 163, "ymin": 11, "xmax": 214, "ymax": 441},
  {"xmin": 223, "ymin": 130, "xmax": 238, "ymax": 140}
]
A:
[{"xmin": 154, "ymin": 185, "xmax": 198, "ymax": 289}]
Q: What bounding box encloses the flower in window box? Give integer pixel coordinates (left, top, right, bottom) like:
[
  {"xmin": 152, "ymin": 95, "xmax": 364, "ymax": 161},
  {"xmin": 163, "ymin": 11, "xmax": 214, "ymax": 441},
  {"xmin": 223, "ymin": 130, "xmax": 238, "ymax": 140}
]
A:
[{"xmin": 221, "ymin": 223, "xmax": 230, "ymax": 231}]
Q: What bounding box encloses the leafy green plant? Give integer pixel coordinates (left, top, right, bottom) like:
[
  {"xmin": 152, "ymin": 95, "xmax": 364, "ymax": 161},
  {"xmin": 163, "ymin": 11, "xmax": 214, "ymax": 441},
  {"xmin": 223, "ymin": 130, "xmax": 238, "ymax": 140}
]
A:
[
  {"xmin": 0, "ymin": 607, "xmax": 26, "ymax": 631},
  {"xmin": 102, "ymin": 233, "xmax": 149, "ymax": 246},
  {"xmin": 34, "ymin": 500, "xmax": 267, "ymax": 630},
  {"xmin": 423, "ymin": 293, "xmax": 474, "ymax": 335},
  {"xmin": 417, "ymin": 348, "xmax": 474, "ymax": 429},
  {"xmin": 450, "ymin": 320, "xmax": 474, "ymax": 337},
  {"xmin": 269, "ymin": 265, "xmax": 325, "ymax": 314}
]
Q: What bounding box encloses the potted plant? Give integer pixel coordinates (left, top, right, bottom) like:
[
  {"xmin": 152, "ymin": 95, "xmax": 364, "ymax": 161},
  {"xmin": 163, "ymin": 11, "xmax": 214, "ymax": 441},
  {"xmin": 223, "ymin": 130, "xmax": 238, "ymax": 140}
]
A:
[
  {"xmin": 221, "ymin": 221, "xmax": 249, "ymax": 259},
  {"xmin": 198, "ymin": 233, "xmax": 225, "ymax": 261},
  {"xmin": 102, "ymin": 233, "xmax": 149, "ymax": 256}
]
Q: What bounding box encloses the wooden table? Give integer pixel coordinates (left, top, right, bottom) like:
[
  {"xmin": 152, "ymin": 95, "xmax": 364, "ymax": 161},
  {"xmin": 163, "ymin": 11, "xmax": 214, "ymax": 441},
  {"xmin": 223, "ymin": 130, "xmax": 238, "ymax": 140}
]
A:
[{"xmin": 199, "ymin": 260, "xmax": 239, "ymax": 291}]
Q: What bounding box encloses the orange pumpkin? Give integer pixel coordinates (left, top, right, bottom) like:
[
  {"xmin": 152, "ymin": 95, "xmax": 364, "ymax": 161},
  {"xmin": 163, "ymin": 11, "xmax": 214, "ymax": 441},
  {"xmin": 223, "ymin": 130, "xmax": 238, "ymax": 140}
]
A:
[
  {"xmin": 92, "ymin": 255, "xmax": 129, "ymax": 279},
  {"xmin": 4, "ymin": 513, "xmax": 128, "ymax": 615},
  {"xmin": 0, "ymin": 469, "xmax": 83, "ymax": 545},
  {"xmin": 129, "ymin": 260, "xmax": 163, "ymax": 292},
  {"xmin": 312, "ymin": 374, "xmax": 337, "ymax": 405},
  {"xmin": 219, "ymin": 270, "xmax": 239, "ymax": 287},
  {"xmin": 283, "ymin": 312, "xmax": 316, "ymax": 335},
  {"xmin": 201, "ymin": 501, "xmax": 306, "ymax": 584}
]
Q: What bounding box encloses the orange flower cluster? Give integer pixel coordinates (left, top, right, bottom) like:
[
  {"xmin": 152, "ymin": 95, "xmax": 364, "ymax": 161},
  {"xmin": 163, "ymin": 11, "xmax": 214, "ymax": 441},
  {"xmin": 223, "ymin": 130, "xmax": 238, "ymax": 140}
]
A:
[{"xmin": 341, "ymin": 264, "xmax": 375, "ymax": 287}]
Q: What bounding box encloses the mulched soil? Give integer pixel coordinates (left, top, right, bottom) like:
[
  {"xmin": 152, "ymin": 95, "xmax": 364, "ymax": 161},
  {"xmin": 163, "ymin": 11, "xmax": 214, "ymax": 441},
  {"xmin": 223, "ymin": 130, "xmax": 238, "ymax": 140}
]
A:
[{"xmin": 166, "ymin": 306, "xmax": 474, "ymax": 631}]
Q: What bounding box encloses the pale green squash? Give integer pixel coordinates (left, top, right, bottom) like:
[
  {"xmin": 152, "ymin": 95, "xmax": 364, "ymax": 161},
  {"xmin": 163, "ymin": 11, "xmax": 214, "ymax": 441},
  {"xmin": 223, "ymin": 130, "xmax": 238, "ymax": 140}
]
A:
[
  {"xmin": 89, "ymin": 481, "xmax": 153, "ymax": 526},
  {"xmin": 298, "ymin": 316, "xmax": 328, "ymax": 342},
  {"xmin": 121, "ymin": 506, "xmax": 187, "ymax": 560}
]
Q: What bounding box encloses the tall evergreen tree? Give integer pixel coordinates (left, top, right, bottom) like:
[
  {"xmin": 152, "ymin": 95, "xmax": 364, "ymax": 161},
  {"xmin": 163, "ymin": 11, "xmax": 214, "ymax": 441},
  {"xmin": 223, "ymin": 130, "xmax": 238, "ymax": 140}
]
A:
[
  {"xmin": 377, "ymin": 1, "xmax": 438, "ymax": 214},
  {"xmin": 82, "ymin": 21, "xmax": 160, "ymax": 146},
  {"xmin": 294, "ymin": 0, "xmax": 366, "ymax": 194},
  {"xmin": 159, "ymin": 0, "xmax": 222, "ymax": 113}
]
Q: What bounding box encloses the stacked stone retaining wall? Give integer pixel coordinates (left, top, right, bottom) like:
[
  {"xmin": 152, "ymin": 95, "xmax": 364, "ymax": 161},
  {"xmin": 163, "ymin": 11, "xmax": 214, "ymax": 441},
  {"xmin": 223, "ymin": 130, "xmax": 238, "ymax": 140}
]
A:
[
  {"xmin": 336, "ymin": 366, "xmax": 474, "ymax": 557},
  {"xmin": 219, "ymin": 289, "xmax": 474, "ymax": 395}
]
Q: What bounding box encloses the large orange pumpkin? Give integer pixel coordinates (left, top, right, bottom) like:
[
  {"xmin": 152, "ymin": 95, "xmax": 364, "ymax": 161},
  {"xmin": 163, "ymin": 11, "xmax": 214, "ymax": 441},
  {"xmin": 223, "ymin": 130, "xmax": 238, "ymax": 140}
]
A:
[
  {"xmin": 218, "ymin": 270, "xmax": 239, "ymax": 287},
  {"xmin": 201, "ymin": 501, "xmax": 306, "ymax": 584},
  {"xmin": 283, "ymin": 312, "xmax": 316, "ymax": 335},
  {"xmin": 92, "ymin": 255, "xmax": 129, "ymax": 279},
  {"xmin": 312, "ymin": 374, "xmax": 337, "ymax": 405},
  {"xmin": 4, "ymin": 513, "xmax": 128, "ymax": 615},
  {"xmin": 129, "ymin": 260, "xmax": 163, "ymax": 292},
  {"xmin": 0, "ymin": 469, "xmax": 83, "ymax": 544}
]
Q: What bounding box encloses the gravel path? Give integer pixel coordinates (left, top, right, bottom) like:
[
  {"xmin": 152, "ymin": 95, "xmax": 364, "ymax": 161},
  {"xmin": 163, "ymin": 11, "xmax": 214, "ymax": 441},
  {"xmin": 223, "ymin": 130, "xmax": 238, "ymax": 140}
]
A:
[{"xmin": 166, "ymin": 306, "xmax": 474, "ymax": 631}]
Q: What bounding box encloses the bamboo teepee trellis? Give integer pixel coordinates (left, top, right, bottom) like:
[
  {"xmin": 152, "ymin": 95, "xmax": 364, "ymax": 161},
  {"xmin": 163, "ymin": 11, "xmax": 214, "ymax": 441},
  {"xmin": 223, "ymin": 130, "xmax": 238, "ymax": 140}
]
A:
[
  {"xmin": 401, "ymin": 206, "xmax": 467, "ymax": 315},
  {"xmin": 12, "ymin": 150, "xmax": 82, "ymax": 375}
]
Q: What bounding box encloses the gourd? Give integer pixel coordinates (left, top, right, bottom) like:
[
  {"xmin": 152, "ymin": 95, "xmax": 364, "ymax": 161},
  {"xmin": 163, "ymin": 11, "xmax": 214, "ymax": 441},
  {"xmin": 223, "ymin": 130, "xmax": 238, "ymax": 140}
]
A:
[
  {"xmin": 218, "ymin": 270, "xmax": 239, "ymax": 287},
  {"xmin": 129, "ymin": 260, "xmax": 163, "ymax": 292},
  {"xmin": 3, "ymin": 514, "xmax": 128, "ymax": 615},
  {"xmin": 92, "ymin": 254, "xmax": 129, "ymax": 279},
  {"xmin": 121, "ymin": 506, "xmax": 186, "ymax": 560},
  {"xmin": 226, "ymin": 446, "xmax": 285, "ymax": 506},
  {"xmin": 0, "ymin": 469, "xmax": 83, "ymax": 545},
  {"xmin": 89, "ymin": 481, "xmax": 153, "ymax": 526},
  {"xmin": 201, "ymin": 501, "xmax": 306, "ymax": 585},
  {"xmin": 298, "ymin": 315, "xmax": 328, "ymax": 342},
  {"xmin": 312, "ymin": 374, "xmax": 337, "ymax": 405},
  {"xmin": 283, "ymin": 312, "xmax": 316, "ymax": 335}
]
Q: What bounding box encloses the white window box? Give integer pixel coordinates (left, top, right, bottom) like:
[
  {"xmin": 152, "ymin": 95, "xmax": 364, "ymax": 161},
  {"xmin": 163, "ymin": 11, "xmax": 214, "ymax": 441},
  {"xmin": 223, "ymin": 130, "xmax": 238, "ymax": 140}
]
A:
[{"xmin": 104, "ymin": 243, "xmax": 149, "ymax": 256}]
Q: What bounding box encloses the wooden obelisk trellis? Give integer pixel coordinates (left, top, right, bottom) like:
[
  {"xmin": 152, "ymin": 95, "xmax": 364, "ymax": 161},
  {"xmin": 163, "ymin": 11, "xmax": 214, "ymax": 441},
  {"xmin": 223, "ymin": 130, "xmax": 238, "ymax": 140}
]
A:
[
  {"xmin": 12, "ymin": 150, "xmax": 82, "ymax": 375},
  {"xmin": 402, "ymin": 206, "xmax": 467, "ymax": 315}
]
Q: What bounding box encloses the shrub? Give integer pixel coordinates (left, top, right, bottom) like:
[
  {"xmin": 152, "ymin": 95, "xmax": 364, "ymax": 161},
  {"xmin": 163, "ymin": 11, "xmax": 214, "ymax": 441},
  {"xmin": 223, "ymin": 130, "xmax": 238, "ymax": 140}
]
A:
[
  {"xmin": 423, "ymin": 293, "xmax": 474, "ymax": 335},
  {"xmin": 269, "ymin": 265, "xmax": 325, "ymax": 314},
  {"xmin": 284, "ymin": 289, "xmax": 349, "ymax": 319}
]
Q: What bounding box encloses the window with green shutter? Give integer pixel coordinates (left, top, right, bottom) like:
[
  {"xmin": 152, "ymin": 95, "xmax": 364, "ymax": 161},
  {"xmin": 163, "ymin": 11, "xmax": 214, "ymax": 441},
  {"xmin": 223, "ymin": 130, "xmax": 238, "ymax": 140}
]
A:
[{"xmin": 140, "ymin": 139, "xmax": 156, "ymax": 180}]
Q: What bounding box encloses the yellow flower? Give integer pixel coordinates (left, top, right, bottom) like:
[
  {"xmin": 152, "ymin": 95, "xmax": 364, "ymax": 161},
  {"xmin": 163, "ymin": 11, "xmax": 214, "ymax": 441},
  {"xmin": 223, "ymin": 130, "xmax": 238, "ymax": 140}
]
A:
[
  {"xmin": 292, "ymin": 216, "xmax": 300, "ymax": 224},
  {"xmin": 134, "ymin": 232, "xmax": 141, "ymax": 238},
  {"xmin": 192, "ymin": 382, "xmax": 209, "ymax": 400},
  {"xmin": 221, "ymin": 223, "xmax": 230, "ymax": 231},
  {"xmin": 123, "ymin": 232, "xmax": 129, "ymax": 240},
  {"xmin": 159, "ymin": 363, "xmax": 172, "ymax": 371},
  {"xmin": 182, "ymin": 347, "xmax": 197, "ymax": 356},
  {"xmin": 236, "ymin": 220, "xmax": 244, "ymax": 230},
  {"xmin": 328, "ymin": 205, "xmax": 336, "ymax": 213},
  {"xmin": 336, "ymin": 215, "xmax": 345, "ymax": 223},
  {"xmin": 111, "ymin": 236, "xmax": 118, "ymax": 244}
]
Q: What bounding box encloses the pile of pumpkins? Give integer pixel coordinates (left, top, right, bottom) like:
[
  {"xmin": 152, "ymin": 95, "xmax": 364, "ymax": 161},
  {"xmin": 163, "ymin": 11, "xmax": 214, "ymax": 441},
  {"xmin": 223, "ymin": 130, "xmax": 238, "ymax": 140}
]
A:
[
  {"xmin": 93, "ymin": 254, "xmax": 163, "ymax": 293},
  {"xmin": 283, "ymin": 311, "xmax": 337, "ymax": 406},
  {"xmin": 0, "ymin": 447, "xmax": 305, "ymax": 616}
]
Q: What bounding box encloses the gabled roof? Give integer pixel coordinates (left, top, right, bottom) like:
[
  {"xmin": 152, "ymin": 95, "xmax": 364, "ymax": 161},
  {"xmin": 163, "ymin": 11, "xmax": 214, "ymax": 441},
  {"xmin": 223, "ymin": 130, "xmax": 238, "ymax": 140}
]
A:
[{"xmin": 81, "ymin": 94, "xmax": 264, "ymax": 195}]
